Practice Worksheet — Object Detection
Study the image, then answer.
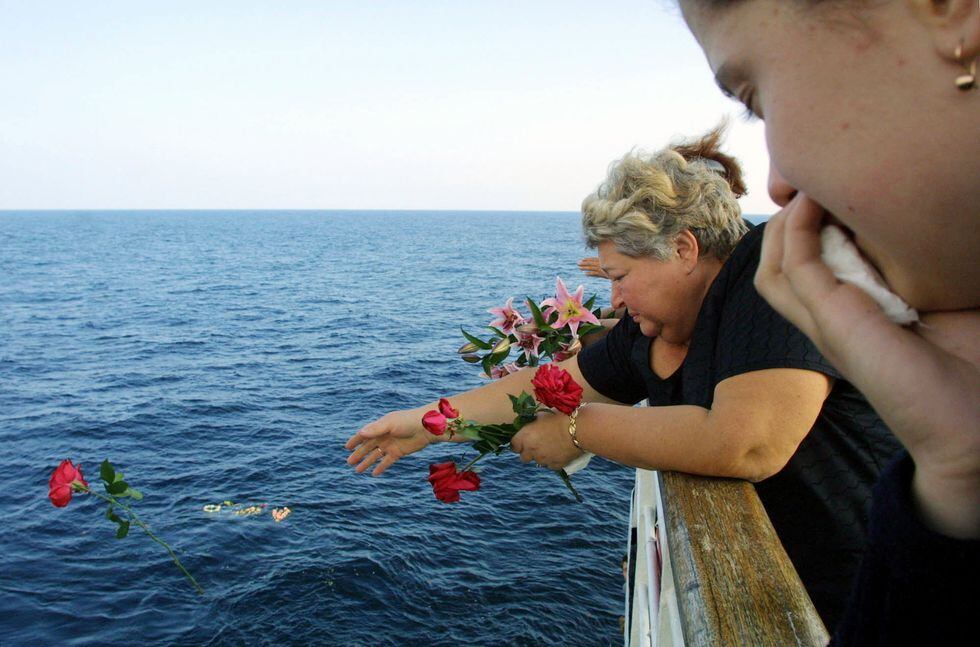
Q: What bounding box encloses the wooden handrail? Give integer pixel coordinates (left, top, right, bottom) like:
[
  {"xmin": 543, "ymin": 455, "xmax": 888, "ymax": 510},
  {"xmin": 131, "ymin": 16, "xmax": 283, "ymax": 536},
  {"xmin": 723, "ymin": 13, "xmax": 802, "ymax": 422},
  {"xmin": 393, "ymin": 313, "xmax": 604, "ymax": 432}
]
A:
[{"xmin": 657, "ymin": 471, "xmax": 829, "ymax": 646}]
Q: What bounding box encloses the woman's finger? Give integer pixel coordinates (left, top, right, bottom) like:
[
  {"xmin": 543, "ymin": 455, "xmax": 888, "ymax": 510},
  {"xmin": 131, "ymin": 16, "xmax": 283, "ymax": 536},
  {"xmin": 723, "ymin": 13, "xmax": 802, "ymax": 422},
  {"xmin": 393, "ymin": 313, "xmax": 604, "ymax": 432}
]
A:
[
  {"xmin": 752, "ymin": 202, "xmax": 820, "ymax": 340},
  {"xmin": 344, "ymin": 431, "xmax": 367, "ymax": 451},
  {"xmin": 755, "ymin": 209, "xmax": 797, "ymax": 313},
  {"xmin": 756, "ymin": 208, "xmax": 787, "ymax": 287},
  {"xmin": 346, "ymin": 441, "xmax": 377, "ymax": 465},
  {"xmin": 779, "ymin": 194, "xmax": 842, "ymax": 311},
  {"xmin": 354, "ymin": 446, "xmax": 387, "ymax": 473},
  {"xmin": 371, "ymin": 451, "xmax": 400, "ymax": 477},
  {"xmin": 355, "ymin": 419, "xmax": 391, "ymax": 440}
]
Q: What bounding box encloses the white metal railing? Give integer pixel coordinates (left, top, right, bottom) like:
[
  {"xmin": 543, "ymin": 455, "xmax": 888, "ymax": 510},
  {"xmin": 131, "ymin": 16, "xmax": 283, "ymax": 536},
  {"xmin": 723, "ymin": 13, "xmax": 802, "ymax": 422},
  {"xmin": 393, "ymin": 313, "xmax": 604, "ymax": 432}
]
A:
[{"xmin": 626, "ymin": 469, "xmax": 685, "ymax": 647}]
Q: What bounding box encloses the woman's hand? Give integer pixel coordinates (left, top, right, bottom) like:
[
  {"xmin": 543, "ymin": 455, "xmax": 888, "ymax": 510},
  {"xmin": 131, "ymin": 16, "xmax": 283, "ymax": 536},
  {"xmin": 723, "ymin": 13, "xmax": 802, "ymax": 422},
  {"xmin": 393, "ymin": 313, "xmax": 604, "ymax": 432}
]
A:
[
  {"xmin": 345, "ymin": 409, "xmax": 439, "ymax": 477},
  {"xmin": 753, "ymin": 194, "xmax": 883, "ymax": 362},
  {"xmin": 755, "ymin": 193, "xmax": 980, "ymax": 538},
  {"xmin": 578, "ymin": 256, "xmax": 609, "ymax": 279},
  {"xmin": 510, "ymin": 412, "xmax": 583, "ymax": 470}
]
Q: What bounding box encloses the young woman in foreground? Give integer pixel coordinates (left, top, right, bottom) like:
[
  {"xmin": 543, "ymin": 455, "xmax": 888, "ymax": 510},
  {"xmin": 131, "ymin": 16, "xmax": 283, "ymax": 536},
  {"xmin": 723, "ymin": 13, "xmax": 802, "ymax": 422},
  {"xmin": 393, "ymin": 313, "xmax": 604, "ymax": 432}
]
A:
[
  {"xmin": 678, "ymin": 0, "xmax": 979, "ymax": 642},
  {"xmin": 346, "ymin": 130, "xmax": 900, "ymax": 628}
]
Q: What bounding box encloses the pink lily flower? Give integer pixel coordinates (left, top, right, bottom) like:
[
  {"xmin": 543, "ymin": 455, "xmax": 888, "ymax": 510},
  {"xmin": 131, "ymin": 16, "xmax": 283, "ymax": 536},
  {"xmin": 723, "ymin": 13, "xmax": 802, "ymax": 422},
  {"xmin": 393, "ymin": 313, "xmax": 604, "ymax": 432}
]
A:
[
  {"xmin": 488, "ymin": 297, "xmax": 526, "ymax": 334},
  {"xmin": 540, "ymin": 277, "xmax": 600, "ymax": 338},
  {"xmin": 516, "ymin": 331, "xmax": 545, "ymax": 361},
  {"xmin": 484, "ymin": 362, "xmax": 521, "ymax": 380}
]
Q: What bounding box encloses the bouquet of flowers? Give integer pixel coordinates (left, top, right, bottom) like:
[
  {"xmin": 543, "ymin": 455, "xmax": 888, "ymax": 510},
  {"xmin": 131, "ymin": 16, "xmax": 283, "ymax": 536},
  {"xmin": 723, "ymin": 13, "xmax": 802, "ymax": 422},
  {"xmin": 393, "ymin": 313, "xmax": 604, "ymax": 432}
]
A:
[
  {"xmin": 48, "ymin": 458, "xmax": 204, "ymax": 594},
  {"xmin": 458, "ymin": 277, "xmax": 603, "ymax": 379},
  {"xmin": 420, "ymin": 364, "xmax": 591, "ymax": 503}
]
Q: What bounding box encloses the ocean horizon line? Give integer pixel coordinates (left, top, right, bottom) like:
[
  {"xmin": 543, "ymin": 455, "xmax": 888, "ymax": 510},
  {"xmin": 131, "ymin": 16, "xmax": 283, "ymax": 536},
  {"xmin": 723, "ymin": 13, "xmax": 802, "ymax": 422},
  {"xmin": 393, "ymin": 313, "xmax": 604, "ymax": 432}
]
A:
[{"xmin": 0, "ymin": 208, "xmax": 771, "ymax": 221}]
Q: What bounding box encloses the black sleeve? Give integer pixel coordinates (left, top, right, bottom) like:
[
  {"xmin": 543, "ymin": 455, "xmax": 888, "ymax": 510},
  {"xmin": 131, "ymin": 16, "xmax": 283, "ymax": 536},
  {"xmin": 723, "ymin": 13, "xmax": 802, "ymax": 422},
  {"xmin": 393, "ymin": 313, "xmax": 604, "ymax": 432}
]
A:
[
  {"xmin": 576, "ymin": 316, "xmax": 647, "ymax": 405},
  {"xmin": 713, "ymin": 225, "xmax": 842, "ymax": 384},
  {"xmin": 831, "ymin": 452, "xmax": 980, "ymax": 645}
]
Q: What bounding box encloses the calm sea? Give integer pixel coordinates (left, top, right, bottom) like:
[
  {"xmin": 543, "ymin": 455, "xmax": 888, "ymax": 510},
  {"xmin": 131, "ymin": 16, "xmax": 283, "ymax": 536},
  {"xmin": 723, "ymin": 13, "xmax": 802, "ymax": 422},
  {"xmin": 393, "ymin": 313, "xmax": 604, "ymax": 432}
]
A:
[{"xmin": 0, "ymin": 210, "xmax": 637, "ymax": 646}]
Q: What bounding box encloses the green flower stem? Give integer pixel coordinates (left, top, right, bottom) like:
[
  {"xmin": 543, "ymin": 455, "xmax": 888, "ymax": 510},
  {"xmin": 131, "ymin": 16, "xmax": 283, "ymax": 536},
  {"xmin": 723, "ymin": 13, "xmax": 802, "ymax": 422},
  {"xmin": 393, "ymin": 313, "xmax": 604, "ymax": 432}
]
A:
[
  {"xmin": 556, "ymin": 469, "xmax": 583, "ymax": 503},
  {"xmin": 460, "ymin": 451, "xmax": 490, "ymax": 473},
  {"xmin": 78, "ymin": 485, "xmax": 205, "ymax": 595}
]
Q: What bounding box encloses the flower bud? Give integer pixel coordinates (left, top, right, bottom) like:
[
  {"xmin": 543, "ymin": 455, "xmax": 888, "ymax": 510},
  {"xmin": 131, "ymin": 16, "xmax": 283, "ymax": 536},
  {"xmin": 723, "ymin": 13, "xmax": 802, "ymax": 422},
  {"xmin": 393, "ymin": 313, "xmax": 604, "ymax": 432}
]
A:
[
  {"xmin": 438, "ymin": 398, "xmax": 460, "ymax": 419},
  {"xmin": 422, "ymin": 410, "xmax": 447, "ymax": 435},
  {"xmin": 515, "ymin": 322, "xmax": 540, "ymax": 335},
  {"xmin": 457, "ymin": 341, "xmax": 481, "ymax": 354},
  {"xmin": 490, "ymin": 337, "xmax": 511, "ymax": 355},
  {"xmin": 461, "ymin": 353, "xmax": 482, "ymax": 364}
]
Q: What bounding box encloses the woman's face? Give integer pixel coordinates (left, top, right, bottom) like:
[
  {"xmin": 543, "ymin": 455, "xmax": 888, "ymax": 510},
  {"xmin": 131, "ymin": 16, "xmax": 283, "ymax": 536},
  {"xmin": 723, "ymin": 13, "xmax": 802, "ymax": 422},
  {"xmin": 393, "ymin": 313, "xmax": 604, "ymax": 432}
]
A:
[
  {"xmin": 598, "ymin": 240, "xmax": 704, "ymax": 344},
  {"xmin": 681, "ymin": 0, "xmax": 980, "ymax": 310}
]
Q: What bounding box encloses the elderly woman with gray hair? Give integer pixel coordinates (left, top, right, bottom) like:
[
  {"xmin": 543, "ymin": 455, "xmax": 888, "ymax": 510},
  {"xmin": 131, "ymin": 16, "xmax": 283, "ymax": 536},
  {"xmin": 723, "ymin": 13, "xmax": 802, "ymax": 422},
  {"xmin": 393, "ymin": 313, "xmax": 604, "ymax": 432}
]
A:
[{"xmin": 345, "ymin": 128, "xmax": 900, "ymax": 628}]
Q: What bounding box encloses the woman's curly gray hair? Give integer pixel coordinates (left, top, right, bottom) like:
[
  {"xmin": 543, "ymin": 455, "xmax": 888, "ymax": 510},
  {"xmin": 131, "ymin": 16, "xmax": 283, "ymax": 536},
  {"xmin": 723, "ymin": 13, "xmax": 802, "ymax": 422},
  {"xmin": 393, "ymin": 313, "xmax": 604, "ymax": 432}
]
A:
[{"xmin": 581, "ymin": 125, "xmax": 748, "ymax": 261}]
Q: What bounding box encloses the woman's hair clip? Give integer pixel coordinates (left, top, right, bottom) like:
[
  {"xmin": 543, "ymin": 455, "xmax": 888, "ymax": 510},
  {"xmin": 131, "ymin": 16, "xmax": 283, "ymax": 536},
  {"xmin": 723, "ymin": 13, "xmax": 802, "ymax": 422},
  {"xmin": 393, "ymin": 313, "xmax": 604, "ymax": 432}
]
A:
[{"xmin": 699, "ymin": 158, "xmax": 726, "ymax": 174}]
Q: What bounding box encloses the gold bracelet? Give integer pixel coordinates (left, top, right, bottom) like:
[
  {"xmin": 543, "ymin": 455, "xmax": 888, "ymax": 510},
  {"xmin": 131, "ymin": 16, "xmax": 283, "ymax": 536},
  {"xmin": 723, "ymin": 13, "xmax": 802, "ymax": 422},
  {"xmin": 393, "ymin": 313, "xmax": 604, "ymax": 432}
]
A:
[{"xmin": 568, "ymin": 403, "xmax": 588, "ymax": 450}]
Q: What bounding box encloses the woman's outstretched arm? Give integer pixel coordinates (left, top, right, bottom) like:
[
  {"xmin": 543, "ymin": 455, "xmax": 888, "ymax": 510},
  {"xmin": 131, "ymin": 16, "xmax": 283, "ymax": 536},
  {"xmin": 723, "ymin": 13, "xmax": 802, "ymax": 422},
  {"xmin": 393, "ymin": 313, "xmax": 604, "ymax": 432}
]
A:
[{"xmin": 343, "ymin": 356, "xmax": 620, "ymax": 476}]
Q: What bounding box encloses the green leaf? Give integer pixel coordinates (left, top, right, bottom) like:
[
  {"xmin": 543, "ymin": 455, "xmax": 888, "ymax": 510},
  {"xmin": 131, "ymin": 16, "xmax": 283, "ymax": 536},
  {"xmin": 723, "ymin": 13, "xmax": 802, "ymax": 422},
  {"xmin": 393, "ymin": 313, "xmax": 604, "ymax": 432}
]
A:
[
  {"xmin": 107, "ymin": 480, "xmax": 129, "ymax": 495},
  {"xmin": 460, "ymin": 328, "xmax": 493, "ymax": 350},
  {"xmin": 112, "ymin": 471, "xmax": 125, "ymax": 483},
  {"xmin": 526, "ymin": 297, "xmax": 554, "ymax": 331},
  {"xmin": 107, "ymin": 510, "xmax": 122, "ymax": 524},
  {"xmin": 116, "ymin": 521, "xmax": 130, "ymax": 539},
  {"xmin": 583, "ymin": 294, "xmax": 597, "ymax": 310},
  {"xmin": 100, "ymin": 460, "xmax": 115, "ymax": 484},
  {"xmin": 486, "ymin": 326, "xmax": 508, "ymax": 338},
  {"xmin": 125, "ymin": 488, "xmax": 143, "ymax": 501}
]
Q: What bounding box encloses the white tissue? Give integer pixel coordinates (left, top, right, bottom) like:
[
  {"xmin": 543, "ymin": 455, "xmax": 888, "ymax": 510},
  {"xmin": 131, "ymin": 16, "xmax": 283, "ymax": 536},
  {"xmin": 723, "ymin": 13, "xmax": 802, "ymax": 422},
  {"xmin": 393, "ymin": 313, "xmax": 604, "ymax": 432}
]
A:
[
  {"xmin": 563, "ymin": 452, "xmax": 594, "ymax": 476},
  {"xmin": 820, "ymin": 225, "xmax": 918, "ymax": 325}
]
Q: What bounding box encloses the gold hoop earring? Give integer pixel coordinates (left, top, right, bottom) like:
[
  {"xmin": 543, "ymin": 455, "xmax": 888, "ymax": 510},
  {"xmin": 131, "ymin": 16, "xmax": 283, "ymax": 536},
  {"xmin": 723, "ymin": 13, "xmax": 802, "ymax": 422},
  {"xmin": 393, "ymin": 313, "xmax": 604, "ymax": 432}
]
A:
[{"xmin": 954, "ymin": 40, "xmax": 977, "ymax": 91}]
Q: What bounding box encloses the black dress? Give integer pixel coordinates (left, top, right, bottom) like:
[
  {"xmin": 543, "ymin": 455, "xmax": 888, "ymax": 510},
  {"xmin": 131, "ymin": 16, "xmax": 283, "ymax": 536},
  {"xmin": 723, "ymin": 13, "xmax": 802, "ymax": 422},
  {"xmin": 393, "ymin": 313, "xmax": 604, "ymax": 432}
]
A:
[
  {"xmin": 577, "ymin": 223, "xmax": 902, "ymax": 629},
  {"xmin": 831, "ymin": 452, "xmax": 980, "ymax": 645}
]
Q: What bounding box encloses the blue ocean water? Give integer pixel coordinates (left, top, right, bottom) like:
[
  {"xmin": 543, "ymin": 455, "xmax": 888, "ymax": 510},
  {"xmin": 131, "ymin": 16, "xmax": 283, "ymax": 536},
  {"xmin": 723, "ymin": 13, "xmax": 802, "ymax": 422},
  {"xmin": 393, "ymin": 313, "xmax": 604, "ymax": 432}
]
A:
[{"xmin": 0, "ymin": 210, "xmax": 635, "ymax": 646}]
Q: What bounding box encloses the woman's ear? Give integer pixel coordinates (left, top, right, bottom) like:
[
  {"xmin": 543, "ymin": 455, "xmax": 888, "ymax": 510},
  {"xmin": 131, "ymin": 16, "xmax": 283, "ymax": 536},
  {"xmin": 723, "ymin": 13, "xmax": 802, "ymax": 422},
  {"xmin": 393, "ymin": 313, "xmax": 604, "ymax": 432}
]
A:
[
  {"xmin": 907, "ymin": 0, "xmax": 980, "ymax": 60},
  {"xmin": 675, "ymin": 230, "xmax": 701, "ymax": 272}
]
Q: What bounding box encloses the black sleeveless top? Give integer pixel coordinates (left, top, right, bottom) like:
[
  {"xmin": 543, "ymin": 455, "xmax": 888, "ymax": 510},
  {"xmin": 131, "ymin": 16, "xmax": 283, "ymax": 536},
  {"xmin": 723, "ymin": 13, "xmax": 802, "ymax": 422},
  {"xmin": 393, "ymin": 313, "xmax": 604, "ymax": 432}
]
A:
[{"xmin": 578, "ymin": 223, "xmax": 902, "ymax": 629}]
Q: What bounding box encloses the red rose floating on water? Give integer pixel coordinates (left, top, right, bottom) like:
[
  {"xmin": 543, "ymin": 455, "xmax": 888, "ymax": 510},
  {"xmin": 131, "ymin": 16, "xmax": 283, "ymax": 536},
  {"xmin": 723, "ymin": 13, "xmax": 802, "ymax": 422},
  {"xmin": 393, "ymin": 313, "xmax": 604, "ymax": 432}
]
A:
[
  {"xmin": 427, "ymin": 462, "xmax": 481, "ymax": 503},
  {"xmin": 48, "ymin": 459, "xmax": 88, "ymax": 507},
  {"xmin": 531, "ymin": 364, "xmax": 583, "ymax": 415},
  {"xmin": 47, "ymin": 458, "xmax": 204, "ymax": 594}
]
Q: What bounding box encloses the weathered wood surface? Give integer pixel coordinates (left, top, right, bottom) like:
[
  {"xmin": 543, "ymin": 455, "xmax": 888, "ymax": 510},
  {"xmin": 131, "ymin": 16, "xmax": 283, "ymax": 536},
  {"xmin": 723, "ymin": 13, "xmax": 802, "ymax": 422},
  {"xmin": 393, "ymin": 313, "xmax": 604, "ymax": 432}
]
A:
[{"xmin": 658, "ymin": 471, "xmax": 829, "ymax": 646}]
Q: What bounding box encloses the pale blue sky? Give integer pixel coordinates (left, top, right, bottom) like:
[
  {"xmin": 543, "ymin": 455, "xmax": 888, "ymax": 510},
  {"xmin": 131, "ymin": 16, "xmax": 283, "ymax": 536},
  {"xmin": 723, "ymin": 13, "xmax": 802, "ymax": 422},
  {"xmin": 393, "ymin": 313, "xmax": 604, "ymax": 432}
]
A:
[{"xmin": 0, "ymin": 1, "xmax": 775, "ymax": 213}]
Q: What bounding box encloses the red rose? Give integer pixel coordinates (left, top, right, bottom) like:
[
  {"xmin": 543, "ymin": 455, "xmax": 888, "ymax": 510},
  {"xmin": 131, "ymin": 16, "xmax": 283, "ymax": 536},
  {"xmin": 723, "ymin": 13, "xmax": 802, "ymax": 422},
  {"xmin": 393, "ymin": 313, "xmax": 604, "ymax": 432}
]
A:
[
  {"xmin": 427, "ymin": 461, "xmax": 481, "ymax": 503},
  {"xmin": 48, "ymin": 459, "xmax": 89, "ymax": 508},
  {"xmin": 531, "ymin": 364, "xmax": 583, "ymax": 415},
  {"xmin": 422, "ymin": 410, "xmax": 447, "ymax": 435},
  {"xmin": 438, "ymin": 398, "xmax": 459, "ymax": 419}
]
